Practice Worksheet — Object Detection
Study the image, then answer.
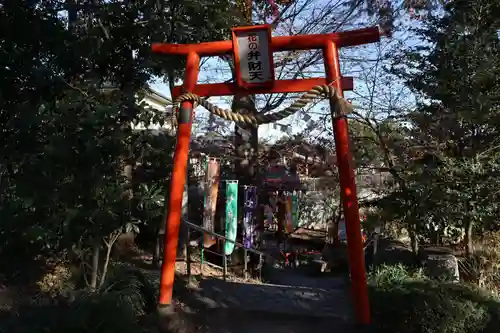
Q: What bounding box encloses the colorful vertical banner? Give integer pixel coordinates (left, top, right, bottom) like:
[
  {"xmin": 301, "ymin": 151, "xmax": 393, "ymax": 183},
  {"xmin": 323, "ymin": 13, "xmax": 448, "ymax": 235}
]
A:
[
  {"xmin": 264, "ymin": 204, "xmax": 273, "ymax": 229},
  {"xmin": 291, "ymin": 191, "xmax": 299, "ymax": 229},
  {"xmin": 285, "ymin": 193, "xmax": 294, "ymax": 233},
  {"xmin": 224, "ymin": 180, "xmax": 238, "ymax": 255},
  {"xmin": 202, "ymin": 157, "xmax": 220, "ymax": 248},
  {"xmin": 268, "ymin": 192, "xmax": 278, "ymax": 228},
  {"xmin": 277, "ymin": 193, "xmax": 287, "ymax": 233},
  {"xmin": 243, "ymin": 186, "xmax": 258, "ymax": 248}
]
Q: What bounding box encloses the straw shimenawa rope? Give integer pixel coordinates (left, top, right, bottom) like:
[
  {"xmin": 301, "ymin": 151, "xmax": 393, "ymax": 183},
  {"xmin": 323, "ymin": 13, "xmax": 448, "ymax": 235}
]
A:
[{"xmin": 170, "ymin": 85, "xmax": 353, "ymax": 127}]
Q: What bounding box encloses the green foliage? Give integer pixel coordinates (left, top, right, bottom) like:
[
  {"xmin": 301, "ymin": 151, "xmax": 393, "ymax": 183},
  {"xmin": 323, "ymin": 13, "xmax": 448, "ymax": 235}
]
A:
[
  {"xmin": 459, "ymin": 231, "xmax": 500, "ymax": 293},
  {"xmin": 378, "ymin": 157, "xmax": 500, "ymax": 244},
  {"xmin": 377, "ymin": 0, "xmax": 500, "ymax": 244},
  {"xmin": 98, "ymin": 263, "xmax": 158, "ymax": 313},
  {"xmin": 369, "ymin": 263, "xmax": 425, "ymax": 285},
  {"xmin": 350, "ymin": 117, "xmax": 410, "ymax": 171},
  {"xmin": 0, "ymin": 0, "xmax": 240, "ymax": 288},
  {"xmin": 0, "ymin": 264, "xmax": 156, "ymax": 333},
  {"xmin": 370, "ymin": 264, "xmax": 500, "ymax": 333}
]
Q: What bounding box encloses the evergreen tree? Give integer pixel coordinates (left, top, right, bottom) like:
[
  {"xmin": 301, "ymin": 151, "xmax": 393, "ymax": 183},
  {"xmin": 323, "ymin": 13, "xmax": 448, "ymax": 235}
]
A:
[{"xmin": 385, "ymin": 0, "xmax": 500, "ymax": 253}]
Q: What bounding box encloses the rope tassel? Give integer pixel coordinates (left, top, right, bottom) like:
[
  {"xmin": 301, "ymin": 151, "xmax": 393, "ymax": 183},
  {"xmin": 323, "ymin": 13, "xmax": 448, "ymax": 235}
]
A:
[{"xmin": 171, "ymin": 85, "xmax": 353, "ymax": 127}]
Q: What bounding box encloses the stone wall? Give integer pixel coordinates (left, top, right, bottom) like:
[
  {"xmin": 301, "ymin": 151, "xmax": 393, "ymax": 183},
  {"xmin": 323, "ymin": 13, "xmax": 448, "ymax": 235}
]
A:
[{"xmin": 297, "ymin": 187, "xmax": 386, "ymax": 230}]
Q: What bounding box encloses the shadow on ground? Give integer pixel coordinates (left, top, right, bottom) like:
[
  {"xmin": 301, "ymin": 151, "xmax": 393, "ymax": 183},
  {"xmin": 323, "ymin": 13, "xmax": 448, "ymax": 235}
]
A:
[{"xmin": 165, "ymin": 269, "xmax": 356, "ymax": 332}]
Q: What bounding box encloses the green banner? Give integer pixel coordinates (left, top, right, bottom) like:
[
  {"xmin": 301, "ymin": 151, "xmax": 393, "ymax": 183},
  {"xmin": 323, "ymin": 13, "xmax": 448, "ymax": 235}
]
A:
[
  {"xmin": 224, "ymin": 180, "xmax": 238, "ymax": 255},
  {"xmin": 292, "ymin": 191, "xmax": 299, "ymax": 229}
]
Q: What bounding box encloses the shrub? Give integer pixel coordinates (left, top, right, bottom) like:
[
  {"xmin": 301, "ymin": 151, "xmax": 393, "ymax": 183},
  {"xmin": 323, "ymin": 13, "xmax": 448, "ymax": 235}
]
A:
[
  {"xmin": 369, "ymin": 263, "xmax": 426, "ymax": 286},
  {"xmin": 0, "ymin": 264, "xmax": 156, "ymax": 333},
  {"xmin": 459, "ymin": 232, "xmax": 500, "ymax": 295},
  {"xmin": 369, "ymin": 264, "xmax": 500, "ymax": 333},
  {"xmin": 98, "ymin": 263, "xmax": 158, "ymax": 314},
  {"xmin": 0, "ymin": 294, "xmax": 142, "ymax": 333}
]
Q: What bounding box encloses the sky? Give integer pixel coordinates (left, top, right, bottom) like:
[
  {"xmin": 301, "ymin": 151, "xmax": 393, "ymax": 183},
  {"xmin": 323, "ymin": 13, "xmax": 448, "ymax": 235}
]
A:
[{"xmin": 149, "ymin": 0, "xmax": 418, "ymax": 143}]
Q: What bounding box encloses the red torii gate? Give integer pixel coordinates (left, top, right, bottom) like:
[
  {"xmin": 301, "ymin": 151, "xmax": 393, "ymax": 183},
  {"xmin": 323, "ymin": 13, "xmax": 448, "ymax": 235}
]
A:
[{"xmin": 152, "ymin": 25, "xmax": 381, "ymax": 327}]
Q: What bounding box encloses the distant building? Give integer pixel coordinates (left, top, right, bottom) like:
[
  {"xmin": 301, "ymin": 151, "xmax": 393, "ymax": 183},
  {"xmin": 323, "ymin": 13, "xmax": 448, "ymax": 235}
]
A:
[{"xmin": 133, "ymin": 87, "xmax": 175, "ymax": 133}]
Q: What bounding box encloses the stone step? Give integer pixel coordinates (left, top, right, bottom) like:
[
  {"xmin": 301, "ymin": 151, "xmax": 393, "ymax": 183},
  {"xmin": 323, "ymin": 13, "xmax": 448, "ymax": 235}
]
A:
[{"xmin": 196, "ymin": 278, "xmax": 354, "ymax": 320}]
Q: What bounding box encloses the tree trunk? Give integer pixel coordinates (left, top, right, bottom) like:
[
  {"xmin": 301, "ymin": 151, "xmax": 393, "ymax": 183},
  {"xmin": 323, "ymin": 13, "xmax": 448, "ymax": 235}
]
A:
[
  {"xmin": 153, "ymin": 228, "xmax": 162, "ymax": 268},
  {"xmin": 67, "ymin": 0, "xmax": 78, "ymax": 33},
  {"xmin": 233, "ymin": 94, "xmax": 259, "ymax": 200},
  {"xmin": 409, "ymin": 222, "xmax": 419, "ymax": 254},
  {"xmin": 157, "ymin": 177, "xmax": 189, "ymax": 266},
  {"xmin": 431, "ymin": 230, "xmax": 439, "ymax": 246},
  {"xmin": 99, "ymin": 239, "xmax": 114, "ymax": 288},
  {"xmin": 232, "ymin": 94, "xmax": 259, "ymax": 261},
  {"xmin": 89, "ymin": 239, "xmax": 100, "ymax": 291},
  {"xmin": 233, "ymin": 94, "xmax": 259, "ymax": 185},
  {"xmin": 465, "ymin": 219, "xmax": 474, "ymax": 257},
  {"xmin": 156, "ymin": 176, "xmax": 171, "ymax": 268}
]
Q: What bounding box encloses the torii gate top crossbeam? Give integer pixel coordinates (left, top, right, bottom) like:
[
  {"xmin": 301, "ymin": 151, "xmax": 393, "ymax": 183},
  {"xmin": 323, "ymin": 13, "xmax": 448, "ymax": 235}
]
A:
[{"xmin": 152, "ymin": 27, "xmax": 380, "ymax": 57}]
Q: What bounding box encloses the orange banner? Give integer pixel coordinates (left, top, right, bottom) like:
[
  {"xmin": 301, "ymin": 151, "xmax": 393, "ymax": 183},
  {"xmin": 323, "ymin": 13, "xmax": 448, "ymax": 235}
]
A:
[{"xmin": 202, "ymin": 158, "xmax": 220, "ymax": 248}]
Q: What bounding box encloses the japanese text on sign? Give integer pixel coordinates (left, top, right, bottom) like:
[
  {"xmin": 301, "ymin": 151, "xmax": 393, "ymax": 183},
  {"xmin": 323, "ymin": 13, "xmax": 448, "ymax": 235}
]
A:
[
  {"xmin": 233, "ymin": 27, "xmax": 274, "ymax": 86},
  {"xmin": 247, "ymin": 34, "xmax": 263, "ymax": 81}
]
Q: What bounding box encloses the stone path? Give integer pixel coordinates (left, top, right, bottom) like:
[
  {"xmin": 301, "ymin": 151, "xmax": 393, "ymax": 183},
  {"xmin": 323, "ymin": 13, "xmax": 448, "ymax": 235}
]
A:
[
  {"xmin": 179, "ymin": 267, "xmax": 357, "ymax": 333},
  {"xmin": 198, "ymin": 277, "xmax": 353, "ymax": 319},
  {"xmin": 174, "ymin": 253, "xmax": 356, "ymax": 333},
  {"xmin": 160, "ymin": 232, "xmax": 357, "ymax": 332}
]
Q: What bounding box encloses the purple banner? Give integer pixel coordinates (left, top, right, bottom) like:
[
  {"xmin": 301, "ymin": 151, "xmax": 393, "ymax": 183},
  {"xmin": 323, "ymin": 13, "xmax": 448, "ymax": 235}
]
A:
[{"xmin": 243, "ymin": 186, "xmax": 258, "ymax": 248}]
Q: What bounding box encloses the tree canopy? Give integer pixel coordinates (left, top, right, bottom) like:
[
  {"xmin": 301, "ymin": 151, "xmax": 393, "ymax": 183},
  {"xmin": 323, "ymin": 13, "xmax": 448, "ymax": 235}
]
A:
[
  {"xmin": 0, "ymin": 0, "xmax": 240, "ymax": 282},
  {"xmin": 376, "ymin": 0, "xmax": 500, "ymax": 251}
]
